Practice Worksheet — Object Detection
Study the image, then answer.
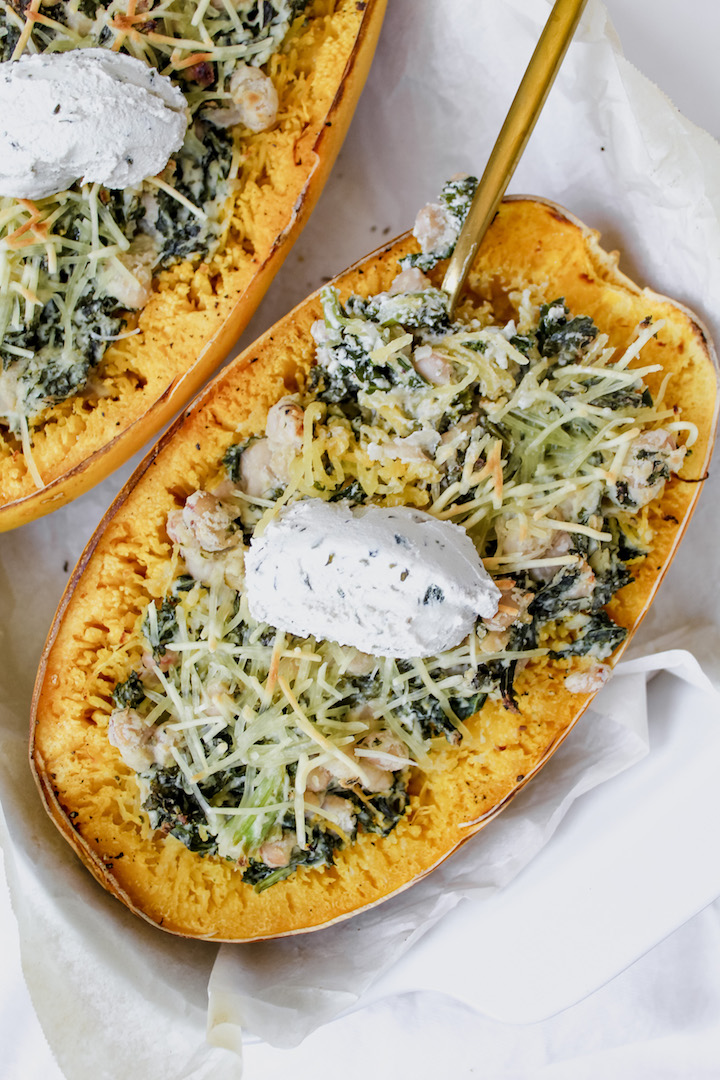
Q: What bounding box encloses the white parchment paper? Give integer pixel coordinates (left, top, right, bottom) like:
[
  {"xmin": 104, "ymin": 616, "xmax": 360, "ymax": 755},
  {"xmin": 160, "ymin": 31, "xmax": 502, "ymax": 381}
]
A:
[{"xmin": 1, "ymin": 0, "xmax": 720, "ymax": 1077}]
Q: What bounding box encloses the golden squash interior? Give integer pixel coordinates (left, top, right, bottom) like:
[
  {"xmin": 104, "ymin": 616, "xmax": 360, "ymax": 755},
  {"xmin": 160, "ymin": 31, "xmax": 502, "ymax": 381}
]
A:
[
  {"xmin": 0, "ymin": 0, "xmax": 386, "ymax": 531},
  {"xmin": 31, "ymin": 197, "xmax": 719, "ymax": 941}
]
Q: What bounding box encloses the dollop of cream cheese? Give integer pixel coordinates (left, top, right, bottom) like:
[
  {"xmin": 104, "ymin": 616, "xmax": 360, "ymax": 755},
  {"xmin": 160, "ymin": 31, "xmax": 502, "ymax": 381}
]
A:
[
  {"xmin": 0, "ymin": 50, "xmax": 188, "ymax": 199},
  {"xmin": 245, "ymin": 501, "xmax": 501, "ymax": 658}
]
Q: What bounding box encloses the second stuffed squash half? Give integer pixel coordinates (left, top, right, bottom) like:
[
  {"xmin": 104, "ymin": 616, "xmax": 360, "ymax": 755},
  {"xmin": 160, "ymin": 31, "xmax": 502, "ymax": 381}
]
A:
[{"xmin": 0, "ymin": 0, "xmax": 387, "ymax": 529}]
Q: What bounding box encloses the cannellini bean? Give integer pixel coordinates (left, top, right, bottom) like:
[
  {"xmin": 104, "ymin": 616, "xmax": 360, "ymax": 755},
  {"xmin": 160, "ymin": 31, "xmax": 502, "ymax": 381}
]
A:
[
  {"xmin": 238, "ymin": 438, "xmax": 277, "ymax": 497},
  {"xmin": 616, "ymin": 429, "xmax": 686, "ymax": 508},
  {"xmin": 412, "ymin": 345, "xmax": 453, "ymax": 385},
  {"xmin": 182, "ymin": 490, "xmax": 239, "ymax": 552},
  {"xmin": 108, "ymin": 710, "xmax": 179, "ymax": 772},
  {"xmin": 356, "ymin": 731, "xmax": 407, "ymax": 771},
  {"xmin": 388, "ymin": 267, "xmax": 432, "ymax": 295},
  {"xmin": 108, "ymin": 708, "xmax": 154, "ymax": 772},
  {"xmin": 564, "ymin": 664, "xmax": 611, "ymax": 694},
  {"xmin": 259, "ymin": 833, "xmax": 296, "ymax": 868},
  {"xmin": 266, "ymin": 396, "xmax": 304, "ymax": 450},
  {"xmin": 413, "ymin": 200, "xmax": 455, "ymax": 253},
  {"xmin": 320, "ymin": 795, "xmax": 356, "ymax": 836},
  {"xmin": 229, "ymin": 63, "xmax": 279, "ymax": 132}
]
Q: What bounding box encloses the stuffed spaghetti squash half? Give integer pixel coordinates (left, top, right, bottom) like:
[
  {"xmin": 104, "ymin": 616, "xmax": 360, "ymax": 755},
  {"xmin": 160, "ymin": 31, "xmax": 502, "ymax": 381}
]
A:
[
  {"xmin": 31, "ymin": 192, "xmax": 719, "ymax": 941},
  {"xmin": 0, "ymin": 0, "xmax": 386, "ymax": 530}
]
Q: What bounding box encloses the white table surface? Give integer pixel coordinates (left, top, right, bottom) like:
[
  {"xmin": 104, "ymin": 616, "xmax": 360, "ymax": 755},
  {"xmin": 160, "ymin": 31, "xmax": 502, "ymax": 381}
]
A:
[{"xmin": 2, "ymin": 2, "xmax": 720, "ymax": 1078}]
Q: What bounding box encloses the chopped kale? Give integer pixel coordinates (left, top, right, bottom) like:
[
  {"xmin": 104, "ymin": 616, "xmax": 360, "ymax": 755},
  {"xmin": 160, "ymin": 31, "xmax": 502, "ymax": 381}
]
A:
[
  {"xmin": 439, "ymin": 386, "xmax": 476, "ymax": 433},
  {"xmin": 311, "ymin": 289, "xmax": 426, "ymax": 403},
  {"xmin": 536, "ymin": 300, "xmax": 598, "ymax": 366},
  {"xmin": 329, "ymin": 479, "xmax": 368, "ymax": 505},
  {"xmin": 143, "ymin": 763, "xmax": 247, "ymax": 856},
  {"xmin": 172, "ymin": 574, "xmax": 197, "ymax": 594},
  {"xmin": 485, "ymin": 620, "xmax": 537, "ymax": 713},
  {"xmin": 509, "ymin": 334, "xmax": 535, "ymax": 357},
  {"xmin": 448, "ymin": 690, "xmax": 487, "ymax": 720},
  {"xmin": 635, "ymin": 447, "xmax": 671, "ymax": 486},
  {"xmin": 612, "ymin": 480, "xmax": 635, "ymax": 508},
  {"xmin": 399, "ymin": 175, "xmax": 478, "ymax": 272},
  {"xmin": 362, "ymin": 288, "xmax": 451, "ymax": 334},
  {"xmin": 400, "ymin": 683, "xmax": 462, "ymax": 743},
  {"xmin": 606, "ymin": 516, "xmax": 649, "ymax": 562},
  {"xmin": 341, "ymin": 772, "xmax": 410, "ymax": 837},
  {"xmin": 2, "ymin": 286, "xmax": 125, "ymax": 418},
  {"xmin": 0, "ymin": 18, "xmax": 20, "ymax": 61},
  {"xmin": 589, "ymin": 548, "xmax": 633, "ymax": 607},
  {"xmin": 142, "ymin": 598, "xmax": 179, "ymax": 658},
  {"xmin": 154, "ymin": 123, "xmax": 234, "ymax": 267},
  {"xmin": 243, "ymin": 818, "xmax": 346, "ymax": 891},
  {"xmin": 548, "ymin": 610, "xmax": 627, "ymax": 659},
  {"xmin": 590, "ymin": 387, "xmax": 654, "ymax": 410},
  {"xmin": 440, "ymin": 175, "xmax": 478, "ymax": 225},
  {"xmin": 112, "ymin": 671, "xmax": 147, "ymax": 709},
  {"xmin": 78, "ymin": 0, "xmax": 105, "ymax": 17},
  {"xmin": 530, "ymin": 565, "xmax": 592, "ymax": 622},
  {"xmin": 399, "ymin": 251, "xmax": 446, "ymax": 273}
]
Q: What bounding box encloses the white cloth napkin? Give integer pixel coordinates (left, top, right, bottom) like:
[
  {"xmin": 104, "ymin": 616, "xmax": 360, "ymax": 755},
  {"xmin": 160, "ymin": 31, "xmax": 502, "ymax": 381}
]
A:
[
  {"xmin": 1, "ymin": 0, "xmax": 719, "ymax": 1077},
  {"xmin": 206, "ymin": 640, "xmax": 720, "ymax": 1051}
]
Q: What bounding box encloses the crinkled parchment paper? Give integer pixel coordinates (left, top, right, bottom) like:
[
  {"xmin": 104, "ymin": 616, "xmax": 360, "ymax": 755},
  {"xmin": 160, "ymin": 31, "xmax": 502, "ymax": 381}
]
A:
[{"xmin": 1, "ymin": 0, "xmax": 719, "ymax": 1076}]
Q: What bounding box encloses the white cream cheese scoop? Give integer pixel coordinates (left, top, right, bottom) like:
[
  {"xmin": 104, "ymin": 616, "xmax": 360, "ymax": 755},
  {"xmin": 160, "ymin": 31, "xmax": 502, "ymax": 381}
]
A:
[
  {"xmin": 245, "ymin": 500, "xmax": 501, "ymax": 658},
  {"xmin": 0, "ymin": 49, "xmax": 188, "ymax": 199}
]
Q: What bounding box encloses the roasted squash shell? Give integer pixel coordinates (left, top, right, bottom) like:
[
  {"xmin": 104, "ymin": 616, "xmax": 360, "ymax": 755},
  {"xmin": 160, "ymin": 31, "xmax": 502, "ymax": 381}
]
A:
[
  {"xmin": 0, "ymin": 0, "xmax": 386, "ymax": 531},
  {"xmin": 30, "ymin": 197, "xmax": 719, "ymax": 941}
]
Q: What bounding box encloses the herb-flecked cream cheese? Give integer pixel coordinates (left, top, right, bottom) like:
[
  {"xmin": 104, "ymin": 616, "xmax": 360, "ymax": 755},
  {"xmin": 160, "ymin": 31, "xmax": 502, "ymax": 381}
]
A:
[
  {"xmin": 245, "ymin": 501, "xmax": 502, "ymax": 658},
  {"xmin": 0, "ymin": 50, "xmax": 187, "ymax": 199}
]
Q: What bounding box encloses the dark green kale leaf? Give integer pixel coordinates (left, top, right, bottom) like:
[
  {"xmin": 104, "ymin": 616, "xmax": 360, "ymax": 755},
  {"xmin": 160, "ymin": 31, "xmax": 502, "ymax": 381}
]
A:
[
  {"xmin": 440, "ymin": 175, "xmax": 479, "ymax": 225},
  {"xmin": 328, "ymin": 478, "xmax": 368, "ymax": 505},
  {"xmin": 548, "ymin": 610, "xmax": 627, "ymax": 659},
  {"xmin": 0, "ymin": 16, "xmax": 20, "ymax": 61},
  {"xmin": 142, "ymin": 768, "xmax": 217, "ymax": 855},
  {"xmin": 310, "ymin": 327, "xmax": 424, "ymax": 404},
  {"xmin": 589, "ymin": 548, "xmax": 633, "ymax": 607},
  {"xmin": 154, "ymin": 123, "xmax": 234, "ymax": 267},
  {"xmin": 509, "ymin": 334, "xmax": 536, "ymax": 358},
  {"xmin": 395, "ymin": 661, "xmax": 464, "ymax": 743},
  {"xmin": 112, "ymin": 670, "xmax": 147, "ymax": 709},
  {"xmin": 635, "ymin": 447, "xmax": 670, "ymax": 486},
  {"xmin": 536, "ymin": 299, "xmax": 598, "ymax": 366},
  {"xmin": 142, "ymin": 598, "xmax": 179, "ymax": 658},
  {"xmin": 172, "ymin": 574, "xmax": 198, "ymax": 594},
  {"xmin": 529, "ymin": 565, "xmax": 593, "ymax": 622},
  {"xmin": 605, "ymin": 516, "xmax": 649, "ymax": 562},
  {"xmin": 243, "ymin": 818, "xmax": 345, "ymax": 891},
  {"xmin": 448, "ymin": 690, "xmax": 488, "ymax": 720},
  {"xmin": 3, "ymin": 284, "xmax": 126, "ymax": 417},
  {"xmin": 340, "ymin": 772, "xmax": 410, "ymax": 837},
  {"xmin": 222, "ymin": 436, "xmax": 258, "ymax": 484},
  {"xmin": 143, "ymin": 763, "xmax": 247, "ymax": 856},
  {"xmin": 590, "ymin": 387, "xmax": 654, "ymax": 410}
]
